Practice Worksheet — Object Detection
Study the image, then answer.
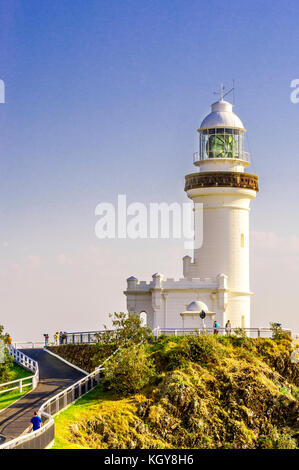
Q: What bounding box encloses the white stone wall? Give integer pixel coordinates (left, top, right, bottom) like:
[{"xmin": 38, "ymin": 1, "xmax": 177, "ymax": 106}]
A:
[{"xmin": 124, "ymin": 275, "xmax": 227, "ymax": 330}]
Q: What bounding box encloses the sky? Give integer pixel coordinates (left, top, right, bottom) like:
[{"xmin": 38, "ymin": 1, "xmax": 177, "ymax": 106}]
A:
[{"xmin": 0, "ymin": 0, "xmax": 298, "ymax": 341}]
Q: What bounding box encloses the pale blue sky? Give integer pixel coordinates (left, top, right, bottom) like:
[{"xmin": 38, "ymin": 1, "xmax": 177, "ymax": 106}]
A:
[{"xmin": 0, "ymin": 0, "xmax": 298, "ymax": 340}]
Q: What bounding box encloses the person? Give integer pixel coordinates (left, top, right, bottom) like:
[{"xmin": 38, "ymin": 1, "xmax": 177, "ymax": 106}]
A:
[
  {"xmin": 59, "ymin": 331, "xmax": 63, "ymax": 345},
  {"xmin": 213, "ymin": 320, "xmax": 219, "ymax": 335},
  {"xmin": 225, "ymin": 320, "xmax": 231, "ymax": 335},
  {"xmin": 43, "ymin": 334, "xmax": 49, "ymax": 348},
  {"xmin": 54, "ymin": 332, "xmax": 59, "ymax": 346},
  {"xmin": 62, "ymin": 332, "xmax": 67, "ymax": 345},
  {"xmin": 29, "ymin": 411, "xmax": 42, "ymax": 433}
]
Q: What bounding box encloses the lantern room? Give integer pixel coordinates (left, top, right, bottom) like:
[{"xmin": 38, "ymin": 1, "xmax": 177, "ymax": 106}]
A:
[{"xmin": 194, "ymin": 99, "xmax": 250, "ymax": 165}]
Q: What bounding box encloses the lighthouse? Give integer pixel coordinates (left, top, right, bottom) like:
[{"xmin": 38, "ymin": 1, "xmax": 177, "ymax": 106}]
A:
[{"xmin": 125, "ymin": 89, "xmax": 258, "ymax": 331}]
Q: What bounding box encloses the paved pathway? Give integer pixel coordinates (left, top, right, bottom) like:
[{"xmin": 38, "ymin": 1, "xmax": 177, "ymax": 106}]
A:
[{"xmin": 0, "ymin": 349, "xmax": 85, "ymax": 445}]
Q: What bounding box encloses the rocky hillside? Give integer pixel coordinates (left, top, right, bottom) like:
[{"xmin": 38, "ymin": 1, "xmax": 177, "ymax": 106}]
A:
[{"xmin": 53, "ymin": 334, "xmax": 298, "ymax": 449}]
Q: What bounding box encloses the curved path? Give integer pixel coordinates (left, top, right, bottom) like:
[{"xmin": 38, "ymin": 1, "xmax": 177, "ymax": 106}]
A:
[{"xmin": 0, "ymin": 349, "xmax": 85, "ymax": 445}]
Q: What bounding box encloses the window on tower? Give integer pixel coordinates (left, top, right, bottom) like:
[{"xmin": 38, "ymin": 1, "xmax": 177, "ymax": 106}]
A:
[
  {"xmin": 240, "ymin": 233, "xmax": 245, "ymax": 248},
  {"xmin": 199, "ymin": 128, "xmax": 247, "ymax": 161}
]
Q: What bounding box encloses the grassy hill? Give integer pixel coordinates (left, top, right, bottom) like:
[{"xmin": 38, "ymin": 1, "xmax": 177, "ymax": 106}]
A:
[{"xmin": 52, "ymin": 334, "xmax": 298, "ymax": 449}]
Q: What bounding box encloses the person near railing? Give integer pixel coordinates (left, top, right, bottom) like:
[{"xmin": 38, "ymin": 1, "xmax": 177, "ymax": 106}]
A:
[
  {"xmin": 213, "ymin": 320, "xmax": 219, "ymax": 335},
  {"xmin": 225, "ymin": 320, "xmax": 232, "ymax": 335},
  {"xmin": 43, "ymin": 334, "xmax": 49, "ymax": 348},
  {"xmin": 29, "ymin": 411, "xmax": 43, "ymax": 433},
  {"xmin": 54, "ymin": 332, "xmax": 59, "ymax": 346}
]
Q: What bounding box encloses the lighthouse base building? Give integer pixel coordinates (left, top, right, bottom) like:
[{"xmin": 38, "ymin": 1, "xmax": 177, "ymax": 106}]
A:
[{"xmin": 124, "ymin": 94, "xmax": 258, "ymax": 332}]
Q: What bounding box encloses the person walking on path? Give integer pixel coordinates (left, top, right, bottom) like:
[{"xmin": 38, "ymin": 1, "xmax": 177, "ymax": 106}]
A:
[
  {"xmin": 225, "ymin": 320, "xmax": 232, "ymax": 335},
  {"xmin": 29, "ymin": 411, "xmax": 42, "ymax": 433}
]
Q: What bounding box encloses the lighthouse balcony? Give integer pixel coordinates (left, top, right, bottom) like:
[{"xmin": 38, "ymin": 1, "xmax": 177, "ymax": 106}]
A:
[{"xmin": 193, "ymin": 150, "xmax": 250, "ymax": 165}]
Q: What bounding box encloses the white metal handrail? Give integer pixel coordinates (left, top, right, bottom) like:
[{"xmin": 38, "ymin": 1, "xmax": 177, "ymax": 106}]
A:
[
  {"xmin": 0, "ymin": 375, "xmax": 35, "ymax": 395},
  {"xmin": 0, "ymin": 346, "xmax": 39, "ymax": 398},
  {"xmin": 193, "ymin": 151, "xmax": 251, "ymax": 164},
  {"xmin": 12, "ymin": 342, "xmax": 44, "ymax": 350},
  {"xmin": 156, "ymin": 327, "xmax": 291, "ymax": 338}
]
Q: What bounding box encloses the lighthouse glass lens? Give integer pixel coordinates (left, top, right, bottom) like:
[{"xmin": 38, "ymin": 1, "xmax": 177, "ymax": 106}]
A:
[{"xmin": 205, "ymin": 129, "xmax": 240, "ymax": 159}]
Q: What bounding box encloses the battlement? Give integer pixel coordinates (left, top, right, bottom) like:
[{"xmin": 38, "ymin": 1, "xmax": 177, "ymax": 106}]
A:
[{"xmin": 125, "ymin": 272, "xmax": 227, "ymax": 292}]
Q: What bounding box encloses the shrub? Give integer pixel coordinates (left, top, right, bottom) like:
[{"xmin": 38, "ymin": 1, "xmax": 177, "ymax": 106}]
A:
[
  {"xmin": 103, "ymin": 344, "xmax": 156, "ymax": 396},
  {"xmin": 270, "ymin": 323, "xmax": 292, "ymax": 342},
  {"xmin": 0, "ymin": 325, "xmax": 13, "ymax": 383},
  {"xmin": 96, "ymin": 312, "xmax": 153, "ymax": 348}
]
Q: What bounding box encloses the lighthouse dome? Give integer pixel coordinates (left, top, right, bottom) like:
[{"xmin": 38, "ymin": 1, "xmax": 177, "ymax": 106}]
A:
[
  {"xmin": 199, "ymin": 100, "xmax": 245, "ymax": 131},
  {"xmin": 187, "ymin": 300, "xmax": 209, "ymax": 312}
]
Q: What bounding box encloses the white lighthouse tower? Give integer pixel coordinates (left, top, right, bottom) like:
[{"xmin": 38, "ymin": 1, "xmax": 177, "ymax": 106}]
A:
[
  {"xmin": 125, "ymin": 89, "xmax": 258, "ymax": 331},
  {"xmin": 184, "ymin": 89, "xmax": 258, "ymax": 328}
]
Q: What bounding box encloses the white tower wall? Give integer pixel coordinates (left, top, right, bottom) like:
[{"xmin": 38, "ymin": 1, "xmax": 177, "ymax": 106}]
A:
[{"xmin": 186, "ymin": 187, "xmax": 256, "ymax": 327}]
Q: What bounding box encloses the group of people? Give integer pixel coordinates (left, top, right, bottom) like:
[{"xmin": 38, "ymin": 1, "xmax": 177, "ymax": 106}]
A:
[
  {"xmin": 54, "ymin": 331, "xmax": 68, "ymax": 346},
  {"xmin": 43, "ymin": 331, "xmax": 68, "ymax": 347},
  {"xmin": 213, "ymin": 320, "xmax": 232, "ymax": 335}
]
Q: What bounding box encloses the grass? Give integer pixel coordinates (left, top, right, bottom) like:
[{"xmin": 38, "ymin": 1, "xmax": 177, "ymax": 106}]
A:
[
  {"xmin": 53, "ymin": 385, "xmax": 125, "ymax": 449},
  {"xmin": 0, "ymin": 364, "xmax": 33, "ymax": 411},
  {"xmin": 52, "ymin": 384, "xmax": 163, "ymax": 449}
]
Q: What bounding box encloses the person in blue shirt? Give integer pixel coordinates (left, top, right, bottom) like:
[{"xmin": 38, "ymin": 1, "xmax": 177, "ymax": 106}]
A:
[
  {"xmin": 29, "ymin": 411, "xmax": 42, "ymax": 432},
  {"xmin": 213, "ymin": 320, "xmax": 219, "ymax": 335}
]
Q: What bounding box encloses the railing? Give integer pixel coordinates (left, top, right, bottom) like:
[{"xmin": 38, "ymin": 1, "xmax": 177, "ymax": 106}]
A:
[
  {"xmin": 0, "ymin": 346, "xmax": 40, "ymax": 397},
  {"xmin": 155, "ymin": 327, "xmax": 291, "ymax": 338},
  {"xmin": 193, "ymin": 151, "xmax": 250, "ymax": 164},
  {"xmin": 65, "ymin": 330, "xmax": 107, "ymax": 345},
  {"xmin": 12, "ymin": 341, "xmax": 44, "ymax": 350},
  {"xmin": 12, "ymin": 333, "xmax": 109, "ymax": 349},
  {"xmin": 0, "ymin": 345, "xmax": 121, "ymax": 449},
  {"xmin": 0, "ymin": 375, "xmax": 35, "ymax": 396},
  {"xmin": 0, "ymin": 346, "xmax": 39, "ymax": 412}
]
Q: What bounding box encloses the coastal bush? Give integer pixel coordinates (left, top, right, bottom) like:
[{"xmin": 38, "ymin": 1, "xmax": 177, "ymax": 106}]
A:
[
  {"xmin": 103, "ymin": 344, "xmax": 156, "ymax": 396},
  {"xmin": 96, "ymin": 312, "xmax": 153, "ymax": 348},
  {"xmin": 0, "ymin": 325, "xmax": 13, "ymax": 383}
]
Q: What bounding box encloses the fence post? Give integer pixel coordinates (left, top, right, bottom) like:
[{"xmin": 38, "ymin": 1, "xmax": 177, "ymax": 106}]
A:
[
  {"xmin": 175, "ymin": 330, "xmax": 177, "ymax": 336},
  {"xmin": 19, "ymin": 379, "xmax": 23, "ymax": 393}
]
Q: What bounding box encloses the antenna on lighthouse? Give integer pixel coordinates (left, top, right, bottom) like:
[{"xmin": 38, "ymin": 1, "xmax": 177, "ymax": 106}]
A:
[{"xmin": 213, "ymin": 83, "xmax": 234, "ymax": 102}]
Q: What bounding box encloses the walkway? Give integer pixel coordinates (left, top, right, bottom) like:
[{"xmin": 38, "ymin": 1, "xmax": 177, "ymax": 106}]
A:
[{"xmin": 0, "ymin": 349, "xmax": 85, "ymax": 445}]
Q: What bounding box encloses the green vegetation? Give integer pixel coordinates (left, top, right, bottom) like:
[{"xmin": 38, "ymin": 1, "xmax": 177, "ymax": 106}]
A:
[
  {"xmin": 103, "ymin": 344, "xmax": 156, "ymax": 396},
  {"xmin": 48, "ymin": 312, "xmax": 152, "ymax": 373},
  {"xmin": 53, "ymin": 327, "xmax": 299, "ymax": 449},
  {"xmin": 95, "ymin": 312, "xmax": 152, "ymax": 348},
  {"xmin": 0, "ymin": 325, "xmax": 33, "ymax": 411},
  {"xmin": 0, "ymin": 363, "xmax": 33, "ymax": 411},
  {"xmin": 0, "ymin": 325, "xmax": 14, "ymax": 383}
]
